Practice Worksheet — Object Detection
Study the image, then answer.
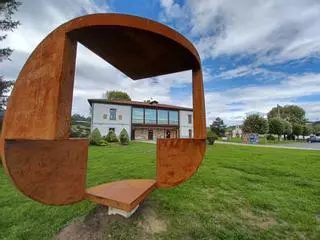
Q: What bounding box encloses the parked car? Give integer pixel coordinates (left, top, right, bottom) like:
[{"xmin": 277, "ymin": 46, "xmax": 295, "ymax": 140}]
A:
[{"xmin": 307, "ymin": 135, "xmax": 320, "ymax": 143}]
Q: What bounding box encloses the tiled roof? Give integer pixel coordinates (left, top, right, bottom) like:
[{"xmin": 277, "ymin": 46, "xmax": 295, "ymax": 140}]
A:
[{"xmin": 87, "ymin": 99, "xmax": 193, "ymax": 111}]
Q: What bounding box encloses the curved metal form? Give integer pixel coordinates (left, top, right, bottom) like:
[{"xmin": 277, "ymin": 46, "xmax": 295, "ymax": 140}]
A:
[
  {"xmin": 156, "ymin": 139, "xmax": 206, "ymax": 187},
  {"xmin": 4, "ymin": 139, "xmax": 88, "ymax": 205},
  {"xmin": 0, "ymin": 14, "xmax": 206, "ymax": 208}
]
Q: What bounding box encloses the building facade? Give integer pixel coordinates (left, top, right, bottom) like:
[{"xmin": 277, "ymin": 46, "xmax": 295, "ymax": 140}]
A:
[
  {"xmin": 88, "ymin": 99, "xmax": 193, "ymax": 140},
  {"xmin": 232, "ymin": 126, "xmax": 243, "ymax": 138}
]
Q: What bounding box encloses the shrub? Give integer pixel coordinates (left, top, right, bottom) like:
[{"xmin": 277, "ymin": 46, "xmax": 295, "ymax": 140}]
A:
[
  {"xmin": 119, "ymin": 128, "xmax": 129, "ymax": 145},
  {"xmin": 70, "ymin": 125, "xmax": 90, "ymax": 138},
  {"xmin": 99, "ymin": 139, "xmax": 108, "ymax": 146},
  {"xmin": 287, "ymin": 134, "xmax": 296, "ymax": 140},
  {"xmin": 266, "ymin": 134, "xmax": 276, "ymax": 141},
  {"xmin": 105, "ymin": 130, "xmax": 119, "ymax": 142},
  {"xmin": 207, "ymin": 130, "xmax": 217, "ymax": 145},
  {"xmin": 70, "ymin": 128, "xmax": 81, "ymax": 138},
  {"xmin": 90, "ymin": 128, "xmax": 102, "ymax": 145}
]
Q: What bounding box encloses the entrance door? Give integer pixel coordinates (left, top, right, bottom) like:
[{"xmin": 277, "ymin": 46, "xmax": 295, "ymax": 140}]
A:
[
  {"xmin": 166, "ymin": 130, "xmax": 170, "ymax": 139},
  {"xmin": 148, "ymin": 130, "xmax": 153, "ymax": 140}
]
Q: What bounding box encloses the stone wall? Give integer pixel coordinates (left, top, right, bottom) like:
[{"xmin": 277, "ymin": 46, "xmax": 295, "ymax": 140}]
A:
[{"xmin": 134, "ymin": 128, "xmax": 178, "ymax": 140}]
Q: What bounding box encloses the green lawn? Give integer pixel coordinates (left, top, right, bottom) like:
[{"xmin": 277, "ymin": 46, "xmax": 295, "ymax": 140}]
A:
[{"xmin": 1, "ymin": 143, "xmax": 320, "ymax": 239}]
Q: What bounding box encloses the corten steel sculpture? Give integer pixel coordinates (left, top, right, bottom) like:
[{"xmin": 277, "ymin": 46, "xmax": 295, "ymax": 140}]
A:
[{"xmin": 0, "ymin": 14, "xmax": 206, "ymax": 212}]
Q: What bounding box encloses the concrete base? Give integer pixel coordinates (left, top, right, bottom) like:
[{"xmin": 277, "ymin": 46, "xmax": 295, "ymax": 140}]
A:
[{"xmin": 108, "ymin": 205, "xmax": 139, "ymax": 218}]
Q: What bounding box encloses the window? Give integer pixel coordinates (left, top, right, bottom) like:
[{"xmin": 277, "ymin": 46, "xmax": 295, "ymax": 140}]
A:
[
  {"xmin": 169, "ymin": 111, "xmax": 178, "ymax": 125},
  {"xmin": 109, "ymin": 108, "xmax": 116, "ymax": 120},
  {"xmin": 132, "ymin": 108, "xmax": 144, "ymax": 124},
  {"xmin": 188, "ymin": 114, "xmax": 192, "ymax": 124},
  {"xmin": 109, "ymin": 128, "xmax": 115, "ymax": 132},
  {"xmin": 145, "ymin": 109, "xmax": 156, "ymax": 124},
  {"xmin": 189, "ymin": 129, "xmax": 192, "ymax": 138},
  {"xmin": 158, "ymin": 110, "xmax": 168, "ymax": 124}
]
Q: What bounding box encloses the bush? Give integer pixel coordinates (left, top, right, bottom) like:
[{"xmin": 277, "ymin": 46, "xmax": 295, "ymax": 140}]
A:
[
  {"xmin": 207, "ymin": 130, "xmax": 217, "ymax": 145},
  {"xmin": 70, "ymin": 128, "xmax": 81, "ymax": 138},
  {"xmin": 119, "ymin": 128, "xmax": 129, "ymax": 145},
  {"xmin": 105, "ymin": 130, "xmax": 119, "ymax": 142},
  {"xmin": 70, "ymin": 125, "xmax": 90, "ymax": 138},
  {"xmin": 90, "ymin": 128, "xmax": 102, "ymax": 145},
  {"xmin": 99, "ymin": 139, "xmax": 108, "ymax": 146},
  {"xmin": 287, "ymin": 134, "xmax": 296, "ymax": 140},
  {"xmin": 266, "ymin": 134, "xmax": 276, "ymax": 141}
]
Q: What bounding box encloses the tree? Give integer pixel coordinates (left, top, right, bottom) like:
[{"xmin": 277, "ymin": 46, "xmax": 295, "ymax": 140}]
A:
[
  {"xmin": 1, "ymin": 0, "xmax": 21, "ymax": 61},
  {"xmin": 0, "ymin": 0, "xmax": 21, "ymax": 110},
  {"xmin": 282, "ymin": 120, "xmax": 292, "ymax": 140},
  {"xmin": 302, "ymin": 125, "xmax": 313, "ymax": 139},
  {"xmin": 210, "ymin": 117, "xmax": 226, "ymax": 137},
  {"xmin": 267, "ymin": 105, "xmax": 306, "ymax": 125},
  {"xmin": 269, "ymin": 118, "xmax": 284, "ymax": 140},
  {"xmin": 292, "ymin": 123, "xmax": 302, "ymax": 139},
  {"xmin": 103, "ymin": 90, "xmax": 131, "ymax": 101},
  {"xmin": 71, "ymin": 113, "xmax": 91, "ymax": 124},
  {"xmin": 0, "ymin": 79, "xmax": 13, "ymax": 110},
  {"xmin": 313, "ymin": 124, "xmax": 320, "ymax": 135},
  {"xmin": 242, "ymin": 114, "xmax": 269, "ymax": 134},
  {"xmin": 119, "ymin": 128, "xmax": 129, "ymax": 145},
  {"xmin": 206, "ymin": 129, "xmax": 217, "ymax": 145}
]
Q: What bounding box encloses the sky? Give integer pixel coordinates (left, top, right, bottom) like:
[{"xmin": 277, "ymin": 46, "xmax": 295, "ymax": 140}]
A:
[{"xmin": 2, "ymin": 0, "xmax": 320, "ymax": 126}]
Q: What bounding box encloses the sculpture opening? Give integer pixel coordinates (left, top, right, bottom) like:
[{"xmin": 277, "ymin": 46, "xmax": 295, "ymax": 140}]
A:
[{"xmin": 0, "ymin": 14, "xmax": 206, "ymax": 212}]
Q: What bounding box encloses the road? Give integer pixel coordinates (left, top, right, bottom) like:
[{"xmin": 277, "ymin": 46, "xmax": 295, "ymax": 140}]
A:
[
  {"xmin": 138, "ymin": 140, "xmax": 320, "ymax": 150},
  {"xmin": 276, "ymin": 142, "xmax": 320, "ymax": 150},
  {"xmin": 216, "ymin": 141, "xmax": 320, "ymax": 150}
]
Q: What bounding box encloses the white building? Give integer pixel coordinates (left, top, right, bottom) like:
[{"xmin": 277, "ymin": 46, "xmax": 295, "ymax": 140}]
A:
[
  {"xmin": 232, "ymin": 126, "xmax": 243, "ymax": 138},
  {"xmin": 88, "ymin": 99, "xmax": 194, "ymax": 140}
]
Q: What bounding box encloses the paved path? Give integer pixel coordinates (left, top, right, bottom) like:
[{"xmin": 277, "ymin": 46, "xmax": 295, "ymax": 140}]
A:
[
  {"xmin": 277, "ymin": 142, "xmax": 320, "ymax": 150},
  {"xmin": 137, "ymin": 140, "xmax": 320, "ymax": 150},
  {"xmin": 216, "ymin": 141, "xmax": 320, "ymax": 151}
]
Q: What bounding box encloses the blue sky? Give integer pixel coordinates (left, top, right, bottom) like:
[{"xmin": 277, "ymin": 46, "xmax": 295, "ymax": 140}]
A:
[{"xmin": 2, "ymin": 0, "xmax": 320, "ymax": 125}]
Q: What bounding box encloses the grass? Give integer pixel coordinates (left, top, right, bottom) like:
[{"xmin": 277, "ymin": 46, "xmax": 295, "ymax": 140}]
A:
[{"xmin": 1, "ymin": 143, "xmax": 320, "ymax": 239}]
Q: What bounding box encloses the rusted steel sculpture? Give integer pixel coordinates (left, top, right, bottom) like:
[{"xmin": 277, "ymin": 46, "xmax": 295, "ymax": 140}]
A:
[{"xmin": 1, "ymin": 14, "xmax": 206, "ymax": 212}]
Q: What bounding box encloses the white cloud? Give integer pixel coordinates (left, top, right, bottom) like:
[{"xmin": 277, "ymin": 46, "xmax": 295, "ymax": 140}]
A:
[
  {"xmin": 159, "ymin": 0, "xmax": 185, "ymax": 21},
  {"xmin": 2, "ymin": 0, "xmax": 320, "ymax": 126},
  {"xmin": 205, "ymin": 73, "xmax": 320, "ymax": 125},
  {"xmin": 161, "ymin": 0, "xmax": 320, "ymax": 63},
  {"xmin": 2, "ymin": 0, "xmax": 197, "ymax": 117},
  {"xmin": 158, "ymin": 0, "xmax": 320, "ymax": 125}
]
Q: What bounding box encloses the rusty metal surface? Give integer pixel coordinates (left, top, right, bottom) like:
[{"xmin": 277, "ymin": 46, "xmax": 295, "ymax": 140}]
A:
[
  {"xmin": 1, "ymin": 13, "xmax": 206, "ymax": 207},
  {"xmin": 85, "ymin": 179, "xmax": 156, "ymax": 212},
  {"xmin": 4, "ymin": 139, "xmax": 88, "ymax": 205},
  {"xmin": 156, "ymin": 139, "xmax": 206, "ymax": 188}
]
